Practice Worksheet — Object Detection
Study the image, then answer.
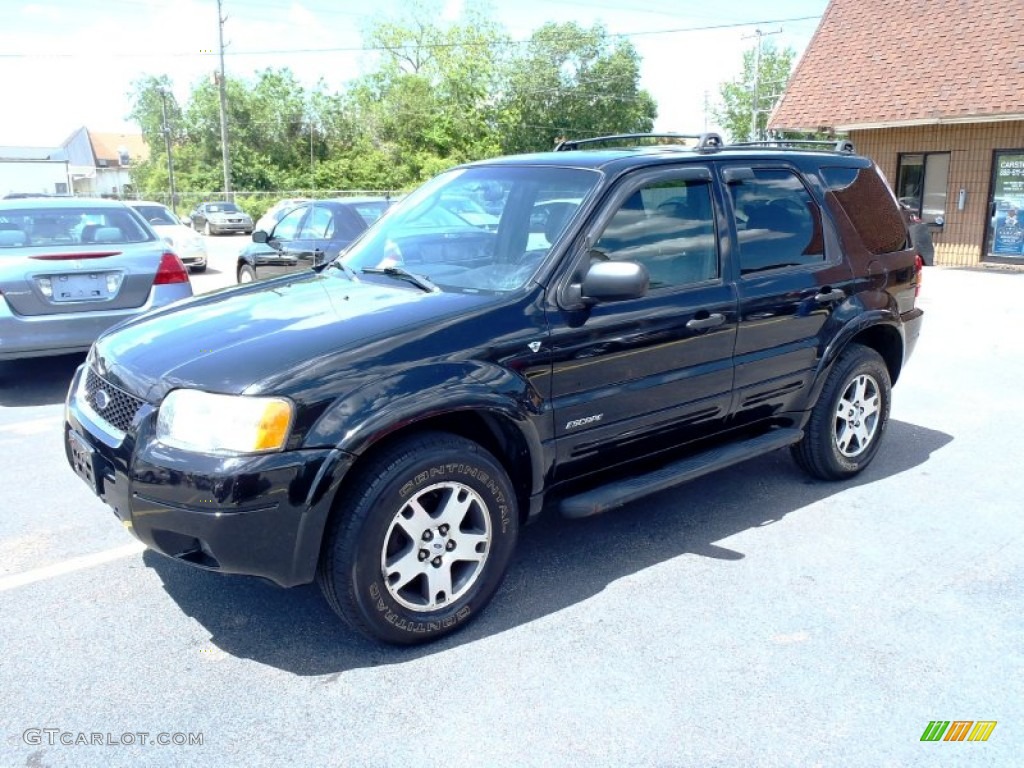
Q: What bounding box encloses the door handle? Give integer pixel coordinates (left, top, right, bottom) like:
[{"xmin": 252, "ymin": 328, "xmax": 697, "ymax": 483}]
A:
[
  {"xmin": 686, "ymin": 313, "xmax": 726, "ymax": 331},
  {"xmin": 814, "ymin": 288, "xmax": 845, "ymax": 304}
]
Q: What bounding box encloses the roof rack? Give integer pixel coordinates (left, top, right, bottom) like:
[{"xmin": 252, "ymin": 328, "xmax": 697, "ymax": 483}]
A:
[
  {"xmin": 728, "ymin": 139, "xmax": 855, "ymax": 153},
  {"xmin": 553, "ymin": 132, "xmax": 724, "ymax": 153}
]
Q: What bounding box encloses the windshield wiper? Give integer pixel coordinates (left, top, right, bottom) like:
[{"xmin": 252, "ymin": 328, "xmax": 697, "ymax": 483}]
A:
[{"xmin": 362, "ymin": 266, "xmax": 437, "ymax": 293}]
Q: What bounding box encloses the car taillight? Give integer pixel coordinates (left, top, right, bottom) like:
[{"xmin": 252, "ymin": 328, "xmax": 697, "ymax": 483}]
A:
[
  {"xmin": 154, "ymin": 251, "xmax": 190, "ymax": 285},
  {"xmin": 914, "ymin": 253, "xmax": 924, "ymax": 297}
]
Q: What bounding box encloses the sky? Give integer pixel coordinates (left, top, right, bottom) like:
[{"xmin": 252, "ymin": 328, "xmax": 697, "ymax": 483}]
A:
[{"xmin": 0, "ymin": 0, "xmax": 830, "ymax": 149}]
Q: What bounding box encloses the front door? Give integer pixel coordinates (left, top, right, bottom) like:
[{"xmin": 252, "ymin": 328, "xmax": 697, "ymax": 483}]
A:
[
  {"xmin": 546, "ymin": 166, "xmax": 738, "ymax": 479},
  {"xmin": 984, "ymin": 150, "xmax": 1024, "ymax": 263}
]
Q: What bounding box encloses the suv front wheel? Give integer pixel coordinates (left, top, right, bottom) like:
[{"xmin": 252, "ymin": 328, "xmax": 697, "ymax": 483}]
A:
[
  {"xmin": 793, "ymin": 344, "xmax": 892, "ymax": 480},
  {"xmin": 317, "ymin": 432, "xmax": 519, "ymax": 644}
]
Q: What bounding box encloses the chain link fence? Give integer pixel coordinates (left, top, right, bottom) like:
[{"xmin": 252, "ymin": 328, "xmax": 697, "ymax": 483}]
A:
[{"xmin": 121, "ymin": 189, "xmax": 400, "ymax": 219}]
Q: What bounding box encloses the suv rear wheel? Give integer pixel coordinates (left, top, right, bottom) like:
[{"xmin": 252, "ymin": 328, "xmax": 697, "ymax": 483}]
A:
[
  {"xmin": 793, "ymin": 344, "xmax": 891, "ymax": 480},
  {"xmin": 317, "ymin": 432, "xmax": 519, "ymax": 644}
]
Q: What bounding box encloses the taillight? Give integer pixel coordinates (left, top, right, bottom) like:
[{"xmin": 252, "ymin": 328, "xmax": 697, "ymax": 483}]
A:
[
  {"xmin": 154, "ymin": 251, "xmax": 190, "ymax": 285},
  {"xmin": 914, "ymin": 253, "xmax": 924, "ymax": 297}
]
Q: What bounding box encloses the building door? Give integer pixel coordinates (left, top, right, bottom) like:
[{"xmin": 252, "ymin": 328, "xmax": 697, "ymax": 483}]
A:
[{"xmin": 984, "ymin": 150, "xmax": 1024, "ymax": 263}]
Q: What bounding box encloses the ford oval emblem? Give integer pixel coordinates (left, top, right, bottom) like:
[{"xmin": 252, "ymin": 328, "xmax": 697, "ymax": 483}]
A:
[{"xmin": 94, "ymin": 389, "xmax": 110, "ymax": 410}]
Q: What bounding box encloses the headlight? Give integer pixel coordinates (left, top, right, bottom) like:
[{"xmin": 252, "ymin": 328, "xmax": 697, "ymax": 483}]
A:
[{"xmin": 156, "ymin": 389, "xmax": 294, "ymax": 454}]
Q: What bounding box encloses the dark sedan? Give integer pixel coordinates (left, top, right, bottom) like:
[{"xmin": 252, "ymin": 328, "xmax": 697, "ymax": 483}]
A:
[{"xmin": 236, "ymin": 197, "xmax": 392, "ymax": 283}]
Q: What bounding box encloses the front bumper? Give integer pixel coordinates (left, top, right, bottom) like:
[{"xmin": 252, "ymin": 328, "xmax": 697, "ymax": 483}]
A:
[
  {"xmin": 63, "ymin": 364, "xmax": 352, "ymax": 587},
  {"xmin": 210, "ymin": 219, "xmax": 252, "ymax": 233}
]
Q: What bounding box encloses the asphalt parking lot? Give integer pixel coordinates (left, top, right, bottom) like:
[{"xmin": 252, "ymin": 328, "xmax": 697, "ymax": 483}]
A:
[{"xmin": 0, "ymin": 261, "xmax": 1021, "ymax": 767}]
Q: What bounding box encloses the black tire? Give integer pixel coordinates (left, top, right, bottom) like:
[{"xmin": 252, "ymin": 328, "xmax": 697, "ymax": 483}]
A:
[
  {"xmin": 237, "ymin": 263, "xmax": 256, "ymax": 283},
  {"xmin": 792, "ymin": 344, "xmax": 891, "ymax": 480},
  {"xmin": 190, "ymin": 264, "xmax": 207, "ymax": 274},
  {"xmin": 317, "ymin": 432, "xmax": 519, "ymax": 645}
]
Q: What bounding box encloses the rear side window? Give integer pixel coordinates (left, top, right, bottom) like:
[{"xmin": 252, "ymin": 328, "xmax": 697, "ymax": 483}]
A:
[
  {"xmin": 821, "ymin": 166, "xmax": 908, "ymax": 255},
  {"xmin": 726, "ymin": 169, "xmax": 825, "ymax": 275}
]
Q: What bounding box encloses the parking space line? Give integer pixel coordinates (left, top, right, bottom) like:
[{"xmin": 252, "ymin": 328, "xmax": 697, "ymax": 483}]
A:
[{"xmin": 0, "ymin": 541, "xmax": 146, "ymax": 593}]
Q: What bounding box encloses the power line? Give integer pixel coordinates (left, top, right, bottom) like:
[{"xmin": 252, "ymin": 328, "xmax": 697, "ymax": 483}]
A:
[{"xmin": 0, "ymin": 15, "xmax": 820, "ymax": 59}]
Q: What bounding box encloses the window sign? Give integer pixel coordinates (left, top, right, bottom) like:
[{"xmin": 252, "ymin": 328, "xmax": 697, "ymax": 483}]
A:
[{"xmin": 989, "ymin": 152, "xmax": 1024, "ymax": 259}]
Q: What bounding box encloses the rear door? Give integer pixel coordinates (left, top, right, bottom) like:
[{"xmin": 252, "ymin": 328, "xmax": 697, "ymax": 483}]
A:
[
  {"xmin": 546, "ymin": 165, "xmax": 739, "ymax": 478},
  {"xmin": 718, "ymin": 162, "xmax": 855, "ymax": 425}
]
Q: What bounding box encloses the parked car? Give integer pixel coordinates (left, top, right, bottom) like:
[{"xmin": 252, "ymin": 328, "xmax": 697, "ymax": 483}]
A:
[
  {"xmin": 899, "ymin": 202, "xmax": 935, "ymax": 266},
  {"xmin": 187, "ymin": 201, "xmax": 253, "ymax": 236},
  {"xmin": 440, "ymin": 194, "xmax": 499, "ymax": 229},
  {"xmin": 126, "ymin": 200, "xmax": 208, "ymax": 272},
  {"xmin": 1, "ymin": 197, "xmax": 192, "ymax": 360},
  {"xmin": 65, "ymin": 134, "xmax": 923, "ymax": 645},
  {"xmin": 237, "ymin": 197, "xmax": 393, "ymax": 283}
]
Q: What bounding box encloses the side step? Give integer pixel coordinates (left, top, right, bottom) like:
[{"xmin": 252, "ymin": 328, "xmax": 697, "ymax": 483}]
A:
[{"xmin": 559, "ymin": 428, "xmax": 803, "ymax": 519}]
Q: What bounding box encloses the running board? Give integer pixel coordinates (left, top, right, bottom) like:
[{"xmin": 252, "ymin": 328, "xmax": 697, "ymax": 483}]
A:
[{"xmin": 559, "ymin": 428, "xmax": 803, "ymax": 519}]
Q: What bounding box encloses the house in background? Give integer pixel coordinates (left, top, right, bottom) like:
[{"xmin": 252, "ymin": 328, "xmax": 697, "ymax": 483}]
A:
[
  {"xmin": 61, "ymin": 127, "xmax": 148, "ymax": 198},
  {"xmin": 769, "ymin": 0, "xmax": 1024, "ymax": 267},
  {"xmin": 0, "ymin": 146, "xmax": 72, "ymax": 197}
]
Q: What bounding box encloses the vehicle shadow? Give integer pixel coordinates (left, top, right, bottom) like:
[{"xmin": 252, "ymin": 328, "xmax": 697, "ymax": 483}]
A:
[
  {"xmin": 144, "ymin": 419, "xmax": 953, "ymax": 675},
  {"xmin": 0, "ymin": 353, "xmax": 85, "ymax": 407}
]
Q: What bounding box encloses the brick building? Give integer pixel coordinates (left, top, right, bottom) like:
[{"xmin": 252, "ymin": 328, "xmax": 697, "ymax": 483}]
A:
[{"xmin": 769, "ymin": 0, "xmax": 1024, "ymax": 266}]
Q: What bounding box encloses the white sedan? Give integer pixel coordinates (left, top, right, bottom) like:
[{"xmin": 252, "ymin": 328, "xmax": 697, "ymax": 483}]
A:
[{"xmin": 127, "ymin": 200, "xmax": 208, "ymax": 272}]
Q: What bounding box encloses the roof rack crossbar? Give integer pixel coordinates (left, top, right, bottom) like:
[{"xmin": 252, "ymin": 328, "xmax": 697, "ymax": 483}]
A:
[
  {"xmin": 554, "ymin": 132, "xmax": 724, "ymax": 152},
  {"xmin": 728, "ymin": 139, "xmax": 855, "ymax": 153}
]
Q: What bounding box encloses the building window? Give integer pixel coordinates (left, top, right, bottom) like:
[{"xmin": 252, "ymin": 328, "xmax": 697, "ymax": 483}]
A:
[
  {"xmin": 54, "ymin": 183, "xmax": 68, "ymax": 196},
  {"xmin": 896, "ymin": 152, "xmax": 950, "ymax": 227}
]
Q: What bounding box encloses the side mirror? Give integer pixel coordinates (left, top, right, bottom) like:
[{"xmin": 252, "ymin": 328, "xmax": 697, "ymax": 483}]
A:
[
  {"xmin": 252, "ymin": 230, "xmax": 269, "ymax": 244},
  {"xmin": 581, "ymin": 259, "xmax": 649, "ymax": 303}
]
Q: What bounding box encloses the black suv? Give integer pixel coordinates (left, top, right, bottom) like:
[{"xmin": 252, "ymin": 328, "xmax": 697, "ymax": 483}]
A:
[{"xmin": 64, "ymin": 134, "xmax": 924, "ymax": 645}]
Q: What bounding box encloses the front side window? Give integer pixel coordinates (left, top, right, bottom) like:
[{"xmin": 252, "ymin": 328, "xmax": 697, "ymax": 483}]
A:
[
  {"xmin": 727, "ymin": 169, "xmax": 825, "ymax": 275},
  {"xmin": 300, "ymin": 205, "xmax": 333, "ymax": 239},
  {"xmin": 593, "ymin": 177, "xmax": 718, "ymax": 289},
  {"xmin": 272, "ymin": 206, "xmax": 306, "ymax": 241},
  {"xmin": 896, "ymin": 152, "xmax": 949, "ymax": 227}
]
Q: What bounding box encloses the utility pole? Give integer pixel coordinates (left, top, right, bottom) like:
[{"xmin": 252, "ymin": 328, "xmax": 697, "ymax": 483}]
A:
[
  {"xmin": 157, "ymin": 88, "xmax": 178, "ymax": 215},
  {"xmin": 216, "ymin": 0, "xmax": 233, "ymax": 200},
  {"xmin": 744, "ymin": 27, "xmax": 782, "ymax": 142}
]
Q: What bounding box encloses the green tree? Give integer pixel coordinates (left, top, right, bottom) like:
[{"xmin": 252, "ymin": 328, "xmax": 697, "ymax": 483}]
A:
[
  {"xmin": 714, "ymin": 42, "xmax": 794, "ymax": 142},
  {"xmin": 497, "ymin": 22, "xmax": 657, "ymax": 155}
]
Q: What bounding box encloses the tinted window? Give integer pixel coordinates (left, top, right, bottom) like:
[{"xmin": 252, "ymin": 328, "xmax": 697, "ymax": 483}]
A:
[
  {"xmin": 595, "ymin": 177, "xmax": 718, "ymax": 289},
  {"xmin": 821, "ymin": 165, "xmax": 908, "ymax": 255},
  {"xmin": 273, "ymin": 206, "xmax": 306, "ymax": 241},
  {"xmin": 300, "ymin": 205, "xmax": 333, "ymax": 239},
  {"xmin": 727, "ymin": 169, "xmax": 825, "ymax": 275}
]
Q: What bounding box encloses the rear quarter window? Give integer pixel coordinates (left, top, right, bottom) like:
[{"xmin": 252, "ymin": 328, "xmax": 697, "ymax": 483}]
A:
[{"xmin": 820, "ymin": 166, "xmax": 908, "ymax": 255}]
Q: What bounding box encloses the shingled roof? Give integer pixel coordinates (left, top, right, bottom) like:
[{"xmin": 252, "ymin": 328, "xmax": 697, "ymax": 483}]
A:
[{"xmin": 769, "ymin": 0, "xmax": 1024, "ymax": 132}]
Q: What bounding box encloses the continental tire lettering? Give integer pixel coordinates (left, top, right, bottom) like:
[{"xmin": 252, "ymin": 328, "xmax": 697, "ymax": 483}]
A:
[{"xmin": 368, "ymin": 583, "xmax": 472, "ymax": 633}]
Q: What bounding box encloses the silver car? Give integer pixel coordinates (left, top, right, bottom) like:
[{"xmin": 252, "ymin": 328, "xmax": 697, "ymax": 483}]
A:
[{"xmin": 0, "ymin": 198, "xmax": 193, "ymax": 360}]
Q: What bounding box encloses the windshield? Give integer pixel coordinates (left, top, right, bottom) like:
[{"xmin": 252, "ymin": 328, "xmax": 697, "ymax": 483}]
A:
[
  {"xmin": 341, "ymin": 165, "xmax": 599, "ymax": 292},
  {"xmin": 207, "ymin": 203, "xmax": 240, "ymax": 213},
  {"xmin": 0, "ymin": 206, "xmax": 154, "ymax": 248}
]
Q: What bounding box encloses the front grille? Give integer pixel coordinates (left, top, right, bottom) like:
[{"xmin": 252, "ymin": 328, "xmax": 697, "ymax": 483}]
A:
[{"xmin": 84, "ymin": 368, "xmax": 145, "ymax": 435}]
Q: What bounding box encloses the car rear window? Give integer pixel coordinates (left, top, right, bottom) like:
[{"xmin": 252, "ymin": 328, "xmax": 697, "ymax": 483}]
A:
[
  {"xmin": 820, "ymin": 166, "xmax": 908, "ymax": 255},
  {"xmin": 0, "ymin": 207, "xmax": 153, "ymax": 248}
]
